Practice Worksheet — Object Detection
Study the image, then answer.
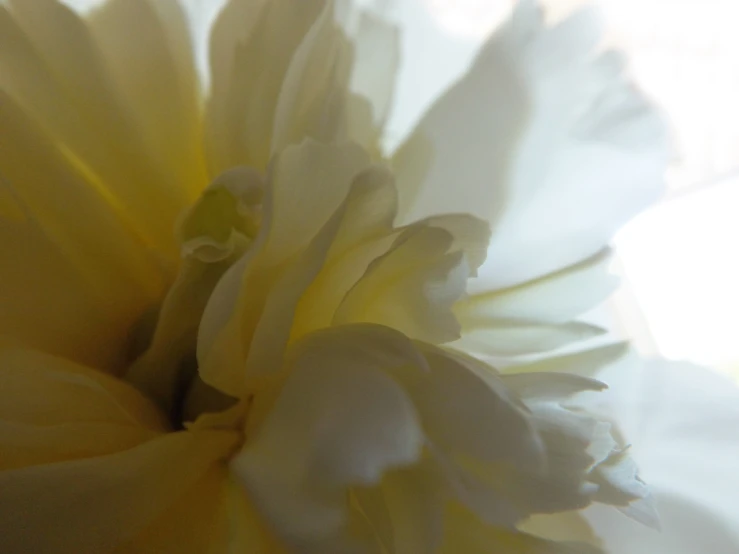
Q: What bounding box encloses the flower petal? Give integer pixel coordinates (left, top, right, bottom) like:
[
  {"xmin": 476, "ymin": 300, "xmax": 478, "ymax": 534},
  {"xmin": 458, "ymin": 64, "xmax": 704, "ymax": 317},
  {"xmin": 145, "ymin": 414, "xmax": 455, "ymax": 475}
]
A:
[
  {"xmin": 270, "ymin": 1, "xmax": 353, "ymax": 155},
  {"xmin": 455, "ymin": 321, "xmax": 607, "ymax": 357},
  {"xmin": 0, "ymin": 429, "xmax": 237, "ymax": 553},
  {"xmin": 204, "ymin": 0, "xmax": 324, "ymax": 173},
  {"xmin": 334, "ymin": 225, "xmax": 469, "ymax": 344},
  {"xmin": 395, "ymin": 0, "xmax": 666, "ymax": 289},
  {"xmin": 231, "ymin": 324, "xmax": 425, "ymax": 547},
  {"xmin": 440, "ymin": 502, "xmax": 602, "ymax": 554},
  {"xmin": 0, "ymin": 92, "xmax": 170, "ymax": 370},
  {"xmin": 2, "ymin": 1, "xmax": 196, "ymax": 257},
  {"xmin": 87, "ymin": 0, "xmax": 209, "ymax": 196},
  {"xmin": 346, "ymin": 10, "xmax": 400, "ymax": 131},
  {"xmin": 460, "ymin": 248, "xmax": 618, "ymax": 321}
]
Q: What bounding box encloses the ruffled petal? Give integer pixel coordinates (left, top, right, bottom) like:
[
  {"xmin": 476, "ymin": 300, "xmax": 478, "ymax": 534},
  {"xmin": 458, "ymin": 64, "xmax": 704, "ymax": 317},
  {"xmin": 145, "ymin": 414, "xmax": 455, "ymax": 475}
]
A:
[{"xmin": 231, "ymin": 324, "xmax": 425, "ymax": 548}]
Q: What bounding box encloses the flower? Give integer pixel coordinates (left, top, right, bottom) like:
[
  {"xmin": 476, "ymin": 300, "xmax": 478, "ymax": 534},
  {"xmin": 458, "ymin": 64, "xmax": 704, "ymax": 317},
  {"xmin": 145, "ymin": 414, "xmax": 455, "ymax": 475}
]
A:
[{"xmin": 0, "ymin": 0, "xmax": 667, "ymax": 552}]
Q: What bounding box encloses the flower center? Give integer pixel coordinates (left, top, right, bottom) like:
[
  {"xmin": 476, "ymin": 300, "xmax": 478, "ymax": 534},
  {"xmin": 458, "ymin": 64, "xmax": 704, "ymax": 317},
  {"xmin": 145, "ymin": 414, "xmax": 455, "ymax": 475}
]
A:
[{"xmin": 124, "ymin": 167, "xmax": 264, "ymax": 428}]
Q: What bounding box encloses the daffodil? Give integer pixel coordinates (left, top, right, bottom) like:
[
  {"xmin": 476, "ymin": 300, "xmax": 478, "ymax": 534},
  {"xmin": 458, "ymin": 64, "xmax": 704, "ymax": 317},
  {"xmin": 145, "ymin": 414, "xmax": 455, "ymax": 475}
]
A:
[{"xmin": 0, "ymin": 0, "xmax": 667, "ymax": 552}]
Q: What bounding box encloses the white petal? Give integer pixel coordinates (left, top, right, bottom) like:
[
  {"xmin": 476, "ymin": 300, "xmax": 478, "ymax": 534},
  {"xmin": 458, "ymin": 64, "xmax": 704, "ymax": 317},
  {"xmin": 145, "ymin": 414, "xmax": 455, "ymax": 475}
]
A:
[
  {"xmin": 395, "ymin": 1, "xmax": 667, "ymax": 288},
  {"xmin": 406, "ymin": 345, "xmax": 542, "ymax": 470},
  {"xmin": 270, "ymin": 1, "xmax": 354, "ymax": 154},
  {"xmin": 232, "ymin": 324, "xmax": 424, "ymax": 545},
  {"xmin": 462, "ymin": 249, "xmax": 618, "ymax": 320},
  {"xmin": 455, "ymin": 321, "xmax": 607, "ymax": 357},
  {"xmin": 347, "ymin": 11, "xmax": 400, "ymax": 130}
]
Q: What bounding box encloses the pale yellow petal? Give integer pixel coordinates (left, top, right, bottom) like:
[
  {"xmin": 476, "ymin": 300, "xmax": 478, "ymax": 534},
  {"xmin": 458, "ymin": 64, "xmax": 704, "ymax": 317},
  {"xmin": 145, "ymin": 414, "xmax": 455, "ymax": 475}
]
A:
[
  {"xmin": 0, "ymin": 93, "xmax": 169, "ymax": 370},
  {"xmin": 116, "ymin": 467, "xmax": 268, "ymax": 554},
  {"xmin": 334, "ymin": 225, "xmax": 468, "ymax": 344},
  {"xmin": 87, "ymin": 0, "xmax": 209, "ymax": 198},
  {"xmin": 368, "ymin": 463, "xmax": 446, "ymax": 554},
  {"xmin": 502, "ymin": 342, "xmax": 629, "ymax": 377},
  {"xmin": 0, "ymin": 429, "xmax": 238, "ymax": 554},
  {"xmin": 455, "ymin": 321, "xmax": 606, "ymax": 357},
  {"xmin": 204, "ymin": 0, "xmax": 325, "ymax": 173},
  {"xmin": 3, "ymin": 1, "xmax": 193, "ymax": 258},
  {"xmin": 270, "ymin": 1, "xmax": 354, "ymax": 154},
  {"xmin": 207, "ymin": 475, "xmax": 287, "ymax": 554},
  {"xmin": 347, "ymin": 11, "xmax": 400, "ymax": 130},
  {"xmin": 198, "ymin": 141, "xmax": 373, "ymax": 392},
  {"xmin": 290, "ymin": 165, "xmax": 399, "ymax": 337},
  {"xmin": 440, "ymin": 502, "xmax": 602, "ymax": 554},
  {"xmin": 0, "ymin": 347, "xmax": 166, "ymax": 470}
]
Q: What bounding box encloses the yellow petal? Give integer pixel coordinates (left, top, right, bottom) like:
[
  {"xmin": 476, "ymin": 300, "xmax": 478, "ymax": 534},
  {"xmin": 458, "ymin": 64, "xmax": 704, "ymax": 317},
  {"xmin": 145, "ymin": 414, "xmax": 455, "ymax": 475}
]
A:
[
  {"xmin": 198, "ymin": 141, "xmax": 373, "ymax": 393},
  {"xmin": 334, "ymin": 225, "xmax": 469, "ymax": 344},
  {"xmin": 87, "ymin": 0, "xmax": 209, "ymax": 198},
  {"xmin": 0, "ymin": 92, "xmax": 169, "ymax": 370},
  {"xmin": 0, "ymin": 347, "xmax": 165, "ymax": 470},
  {"xmin": 290, "ymin": 165, "xmax": 399, "ymax": 337},
  {"xmin": 2, "ymin": 1, "xmax": 194, "ymax": 259},
  {"xmin": 0, "ymin": 429, "xmax": 238, "ymax": 554}
]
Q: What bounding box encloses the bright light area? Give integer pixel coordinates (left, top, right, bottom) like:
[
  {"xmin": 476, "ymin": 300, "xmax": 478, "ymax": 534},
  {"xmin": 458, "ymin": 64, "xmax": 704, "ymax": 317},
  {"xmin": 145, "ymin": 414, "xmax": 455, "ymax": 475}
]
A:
[{"xmin": 615, "ymin": 179, "xmax": 739, "ymax": 370}]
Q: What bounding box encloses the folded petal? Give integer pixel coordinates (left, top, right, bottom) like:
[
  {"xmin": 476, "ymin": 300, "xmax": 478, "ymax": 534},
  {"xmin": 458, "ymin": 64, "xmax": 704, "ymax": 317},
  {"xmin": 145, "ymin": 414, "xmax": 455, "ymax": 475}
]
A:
[{"xmin": 231, "ymin": 324, "xmax": 425, "ymax": 547}]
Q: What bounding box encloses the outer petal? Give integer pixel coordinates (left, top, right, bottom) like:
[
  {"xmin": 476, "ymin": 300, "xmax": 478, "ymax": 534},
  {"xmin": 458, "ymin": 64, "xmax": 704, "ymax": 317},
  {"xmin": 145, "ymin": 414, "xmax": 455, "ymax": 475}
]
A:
[
  {"xmin": 3, "ymin": 0, "xmax": 200, "ymax": 258},
  {"xmin": 0, "ymin": 429, "xmax": 237, "ymax": 553},
  {"xmin": 0, "ymin": 347, "xmax": 240, "ymax": 553},
  {"xmin": 87, "ymin": 0, "xmax": 209, "ymax": 199},
  {"xmin": 394, "ymin": 0, "xmax": 667, "ymax": 289}
]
